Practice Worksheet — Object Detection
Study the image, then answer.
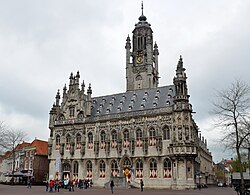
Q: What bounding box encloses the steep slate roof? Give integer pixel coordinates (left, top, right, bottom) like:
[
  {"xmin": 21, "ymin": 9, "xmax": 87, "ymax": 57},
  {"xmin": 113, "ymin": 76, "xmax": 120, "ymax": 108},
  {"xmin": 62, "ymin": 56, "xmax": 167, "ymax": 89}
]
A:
[
  {"xmin": 31, "ymin": 139, "xmax": 48, "ymax": 156},
  {"xmin": 91, "ymin": 85, "xmax": 175, "ymax": 117}
]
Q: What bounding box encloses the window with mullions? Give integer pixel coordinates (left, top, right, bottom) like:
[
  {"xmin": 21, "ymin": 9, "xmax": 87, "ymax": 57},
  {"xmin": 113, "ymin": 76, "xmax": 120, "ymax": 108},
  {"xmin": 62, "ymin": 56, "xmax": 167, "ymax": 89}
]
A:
[
  {"xmin": 73, "ymin": 161, "xmax": 79, "ymax": 178},
  {"xmin": 149, "ymin": 158, "xmax": 157, "ymax": 178},
  {"xmin": 99, "ymin": 160, "xmax": 106, "ymax": 178},
  {"xmin": 163, "ymin": 126, "xmax": 170, "ymax": 140},
  {"xmin": 55, "ymin": 135, "xmax": 60, "ymax": 150},
  {"xmin": 111, "ymin": 130, "xmax": 117, "ymax": 148},
  {"xmin": 123, "ymin": 130, "xmax": 130, "ymax": 147},
  {"xmin": 149, "ymin": 128, "xmax": 156, "ymax": 146},
  {"xmin": 76, "ymin": 133, "xmax": 81, "ymax": 149},
  {"xmin": 135, "ymin": 159, "xmax": 143, "ymax": 178},
  {"xmin": 100, "ymin": 131, "xmax": 106, "ymax": 149},
  {"xmin": 86, "ymin": 160, "xmax": 93, "ymax": 179},
  {"xmin": 136, "ymin": 129, "xmax": 142, "ymax": 147},
  {"xmin": 163, "ymin": 159, "xmax": 172, "ymax": 178},
  {"xmin": 69, "ymin": 107, "xmax": 75, "ymax": 118},
  {"xmin": 111, "ymin": 160, "xmax": 118, "ymax": 177},
  {"xmin": 88, "ymin": 132, "xmax": 93, "ymax": 149},
  {"xmin": 66, "ymin": 134, "xmax": 71, "ymax": 150}
]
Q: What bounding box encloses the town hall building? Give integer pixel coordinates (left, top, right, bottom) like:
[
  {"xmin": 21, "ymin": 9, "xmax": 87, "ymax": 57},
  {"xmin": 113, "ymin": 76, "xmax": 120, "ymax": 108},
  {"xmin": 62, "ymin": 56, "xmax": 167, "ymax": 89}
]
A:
[{"xmin": 48, "ymin": 5, "xmax": 213, "ymax": 189}]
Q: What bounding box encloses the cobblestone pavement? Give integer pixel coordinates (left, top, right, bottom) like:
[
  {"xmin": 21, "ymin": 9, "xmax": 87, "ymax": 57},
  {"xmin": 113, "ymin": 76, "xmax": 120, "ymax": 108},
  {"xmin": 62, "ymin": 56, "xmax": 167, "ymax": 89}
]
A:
[{"xmin": 0, "ymin": 184, "xmax": 237, "ymax": 195}]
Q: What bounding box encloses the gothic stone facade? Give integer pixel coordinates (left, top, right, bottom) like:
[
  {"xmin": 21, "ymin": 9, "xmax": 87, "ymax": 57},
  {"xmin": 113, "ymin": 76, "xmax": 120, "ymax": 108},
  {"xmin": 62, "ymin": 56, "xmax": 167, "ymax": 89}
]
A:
[{"xmin": 48, "ymin": 8, "xmax": 213, "ymax": 189}]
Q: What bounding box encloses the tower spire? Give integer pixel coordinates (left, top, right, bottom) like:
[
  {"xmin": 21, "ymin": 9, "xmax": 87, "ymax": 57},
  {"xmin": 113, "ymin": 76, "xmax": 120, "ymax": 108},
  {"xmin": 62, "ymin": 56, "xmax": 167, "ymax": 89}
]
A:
[{"xmin": 141, "ymin": 1, "xmax": 144, "ymax": 16}]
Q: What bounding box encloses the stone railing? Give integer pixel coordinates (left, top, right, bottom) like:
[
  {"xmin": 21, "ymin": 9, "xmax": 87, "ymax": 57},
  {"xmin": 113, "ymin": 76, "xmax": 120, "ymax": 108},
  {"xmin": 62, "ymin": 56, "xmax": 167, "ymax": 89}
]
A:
[{"xmin": 168, "ymin": 145, "xmax": 197, "ymax": 156}]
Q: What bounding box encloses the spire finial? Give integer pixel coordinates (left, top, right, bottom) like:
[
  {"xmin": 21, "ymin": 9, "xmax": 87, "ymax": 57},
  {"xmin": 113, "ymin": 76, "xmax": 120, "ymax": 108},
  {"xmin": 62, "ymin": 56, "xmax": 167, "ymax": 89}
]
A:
[{"xmin": 141, "ymin": 1, "xmax": 144, "ymax": 16}]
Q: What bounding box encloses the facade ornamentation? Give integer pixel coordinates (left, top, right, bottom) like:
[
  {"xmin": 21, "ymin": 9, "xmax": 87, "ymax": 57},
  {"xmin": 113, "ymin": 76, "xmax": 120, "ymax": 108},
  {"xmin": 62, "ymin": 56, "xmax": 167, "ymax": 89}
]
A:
[{"xmin": 48, "ymin": 4, "xmax": 214, "ymax": 189}]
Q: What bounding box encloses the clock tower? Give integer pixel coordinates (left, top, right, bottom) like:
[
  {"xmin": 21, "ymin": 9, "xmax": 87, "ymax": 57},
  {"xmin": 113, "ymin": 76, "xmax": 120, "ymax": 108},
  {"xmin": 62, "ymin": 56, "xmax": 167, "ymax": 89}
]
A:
[{"xmin": 125, "ymin": 3, "xmax": 159, "ymax": 91}]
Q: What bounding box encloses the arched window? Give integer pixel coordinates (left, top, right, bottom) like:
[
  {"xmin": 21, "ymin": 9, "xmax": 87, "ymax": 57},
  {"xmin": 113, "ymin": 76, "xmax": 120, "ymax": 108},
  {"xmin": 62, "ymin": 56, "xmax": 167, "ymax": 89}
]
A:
[
  {"xmin": 111, "ymin": 130, "xmax": 117, "ymax": 148},
  {"xmin": 55, "ymin": 135, "xmax": 60, "ymax": 150},
  {"xmin": 73, "ymin": 161, "xmax": 79, "ymax": 179},
  {"xmin": 163, "ymin": 126, "xmax": 170, "ymax": 140},
  {"xmin": 149, "ymin": 127, "xmax": 156, "ymax": 146},
  {"xmin": 149, "ymin": 158, "xmax": 157, "ymax": 178},
  {"xmin": 66, "ymin": 134, "xmax": 71, "ymax": 150},
  {"xmin": 111, "ymin": 160, "xmax": 118, "ymax": 177},
  {"xmin": 63, "ymin": 163, "xmax": 70, "ymax": 172},
  {"xmin": 99, "ymin": 160, "xmax": 106, "ymax": 178},
  {"xmin": 88, "ymin": 132, "xmax": 93, "ymax": 149},
  {"xmin": 123, "ymin": 129, "xmax": 130, "ymax": 147},
  {"xmin": 136, "ymin": 129, "xmax": 142, "ymax": 147},
  {"xmin": 76, "ymin": 133, "xmax": 81, "ymax": 149},
  {"xmin": 135, "ymin": 159, "xmax": 143, "ymax": 178},
  {"xmin": 163, "ymin": 158, "xmax": 172, "ymax": 178},
  {"xmin": 100, "ymin": 131, "xmax": 106, "ymax": 149},
  {"xmin": 86, "ymin": 160, "xmax": 93, "ymax": 179}
]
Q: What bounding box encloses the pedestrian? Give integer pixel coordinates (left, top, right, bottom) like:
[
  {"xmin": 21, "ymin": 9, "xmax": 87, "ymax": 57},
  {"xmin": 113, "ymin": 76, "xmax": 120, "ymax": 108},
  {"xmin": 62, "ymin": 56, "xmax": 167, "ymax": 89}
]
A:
[
  {"xmin": 49, "ymin": 180, "xmax": 54, "ymax": 192},
  {"xmin": 140, "ymin": 179, "xmax": 144, "ymax": 192},
  {"xmin": 45, "ymin": 180, "xmax": 49, "ymax": 192},
  {"xmin": 110, "ymin": 180, "xmax": 114, "ymax": 194},
  {"xmin": 27, "ymin": 177, "xmax": 32, "ymax": 188}
]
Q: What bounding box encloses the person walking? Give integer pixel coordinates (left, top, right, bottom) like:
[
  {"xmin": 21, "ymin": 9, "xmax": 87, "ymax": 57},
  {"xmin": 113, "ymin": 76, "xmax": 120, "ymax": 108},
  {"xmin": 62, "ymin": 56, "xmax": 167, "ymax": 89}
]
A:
[
  {"xmin": 110, "ymin": 180, "xmax": 114, "ymax": 194},
  {"xmin": 140, "ymin": 179, "xmax": 144, "ymax": 192}
]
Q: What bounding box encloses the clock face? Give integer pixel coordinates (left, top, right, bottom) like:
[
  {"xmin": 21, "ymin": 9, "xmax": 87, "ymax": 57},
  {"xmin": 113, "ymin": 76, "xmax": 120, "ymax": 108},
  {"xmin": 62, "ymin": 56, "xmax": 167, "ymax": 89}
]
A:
[
  {"xmin": 136, "ymin": 56, "xmax": 143, "ymax": 64},
  {"xmin": 136, "ymin": 52, "xmax": 143, "ymax": 64}
]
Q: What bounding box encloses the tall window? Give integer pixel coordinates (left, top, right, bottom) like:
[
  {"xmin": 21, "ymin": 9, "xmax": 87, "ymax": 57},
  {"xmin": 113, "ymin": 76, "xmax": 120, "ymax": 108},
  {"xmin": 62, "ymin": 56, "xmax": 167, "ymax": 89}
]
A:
[
  {"xmin": 136, "ymin": 129, "xmax": 142, "ymax": 147},
  {"xmin": 69, "ymin": 107, "xmax": 75, "ymax": 118},
  {"xmin": 99, "ymin": 160, "xmax": 106, "ymax": 178},
  {"xmin": 76, "ymin": 133, "xmax": 81, "ymax": 149},
  {"xmin": 123, "ymin": 129, "xmax": 130, "ymax": 147},
  {"xmin": 111, "ymin": 160, "xmax": 118, "ymax": 177},
  {"xmin": 88, "ymin": 132, "xmax": 93, "ymax": 149},
  {"xmin": 73, "ymin": 161, "xmax": 79, "ymax": 179},
  {"xmin": 149, "ymin": 158, "xmax": 157, "ymax": 178},
  {"xmin": 86, "ymin": 161, "xmax": 93, "ymax": 179},
  {"xmin": 163, "ymin": 126, "xmax": 170, "ymax": 140},
  {"xmin": 66, "ymin": 134, "xmax": 71, "ymax": 150},
  {"xmin": 55, "ymin": 135, "xmax": 60, "ymax": 150},
  {"xmin": 149, "ymin": 127, "xmax": 156, "ymax": 146},
  {"xmin": 163, "ymin": 158, "xmax": 172, "ymax": 178},
  {"xmin": 111, "ymin": 130, "xmax": 117, "ymax": 148},
  {"xmin": 136, "ymin": 159, "xmax": 143, "ymax": 178},
  {"xmin": 100, "ymin": 131, "xmax": 106, "ymax": 149}
]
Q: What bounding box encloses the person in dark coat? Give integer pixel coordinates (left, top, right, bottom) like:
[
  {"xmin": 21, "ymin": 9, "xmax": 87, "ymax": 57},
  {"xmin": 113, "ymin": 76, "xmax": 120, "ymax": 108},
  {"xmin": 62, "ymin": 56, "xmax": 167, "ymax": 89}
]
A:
[
  {"xmin": 110, "ymin": 180, "xmax": 114, "ymax": 194},
  {"xmin": 140, "ymin": 179, "xmax": 144, "ymax": 192}
]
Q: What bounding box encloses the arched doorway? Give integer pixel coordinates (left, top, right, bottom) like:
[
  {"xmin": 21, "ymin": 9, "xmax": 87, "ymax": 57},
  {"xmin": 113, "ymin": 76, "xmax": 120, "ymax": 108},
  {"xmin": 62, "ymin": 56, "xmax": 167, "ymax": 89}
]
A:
[{"xmin": 121, "ymin": 156, "xmax": 132, "ymax": 183}]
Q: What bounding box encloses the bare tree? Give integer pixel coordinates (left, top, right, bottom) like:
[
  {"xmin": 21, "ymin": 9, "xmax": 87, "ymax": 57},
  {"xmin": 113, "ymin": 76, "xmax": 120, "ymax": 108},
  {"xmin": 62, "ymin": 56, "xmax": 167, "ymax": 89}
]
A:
[
  {"xmin": 0, "ymin": 123, "xmax": 26, "ymax": 184},
  {"xmin": 212, "ymin": 80, "xmax": 250, "ymax": 195}
]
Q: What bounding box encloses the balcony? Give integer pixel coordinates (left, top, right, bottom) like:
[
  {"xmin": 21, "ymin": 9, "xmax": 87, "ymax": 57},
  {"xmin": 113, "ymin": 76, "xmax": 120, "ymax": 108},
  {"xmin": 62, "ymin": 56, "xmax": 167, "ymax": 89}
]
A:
[{"xmin": 168, "ymin": 145, "xmax": 197, "ymax": 156}]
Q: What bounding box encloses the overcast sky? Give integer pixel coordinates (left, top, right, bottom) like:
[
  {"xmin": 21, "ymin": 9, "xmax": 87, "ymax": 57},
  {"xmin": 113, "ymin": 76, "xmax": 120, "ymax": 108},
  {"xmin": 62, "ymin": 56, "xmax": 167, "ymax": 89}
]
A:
[{"xmin": 0, "ymin": 0, "xmax": 249, "ymax": 163}]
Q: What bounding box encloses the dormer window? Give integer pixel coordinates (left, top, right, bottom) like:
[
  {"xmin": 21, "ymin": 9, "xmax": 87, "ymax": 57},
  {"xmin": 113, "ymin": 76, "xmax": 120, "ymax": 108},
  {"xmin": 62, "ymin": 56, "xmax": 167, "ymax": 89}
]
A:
[{"xmin": 69, "ymin": 107, "xmax": 75, "ymax": 118}]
